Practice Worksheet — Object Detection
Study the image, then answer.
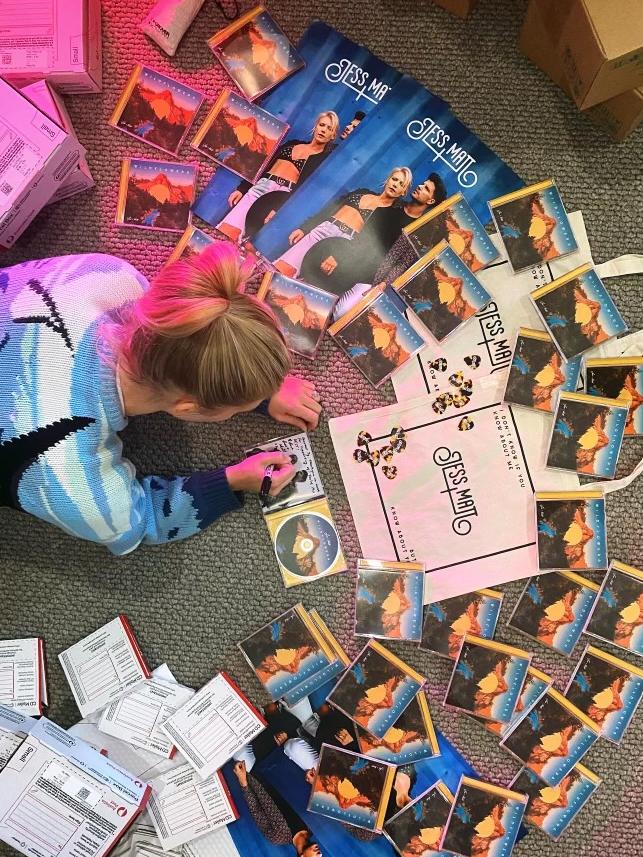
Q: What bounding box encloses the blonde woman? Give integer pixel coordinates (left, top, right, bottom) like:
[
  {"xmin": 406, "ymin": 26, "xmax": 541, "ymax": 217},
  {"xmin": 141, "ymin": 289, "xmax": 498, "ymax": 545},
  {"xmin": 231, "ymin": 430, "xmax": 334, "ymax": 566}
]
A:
[
  {"xmin": 0, "ymin": 244, "xmax": 321, "ymax": 554},
  {"xmin": 217, "ymin": 111, "xmax": 340, "ymax": 243},
  {"xmin": 273, "ymin": 167, "xmax": 413, "ymax": 279}
]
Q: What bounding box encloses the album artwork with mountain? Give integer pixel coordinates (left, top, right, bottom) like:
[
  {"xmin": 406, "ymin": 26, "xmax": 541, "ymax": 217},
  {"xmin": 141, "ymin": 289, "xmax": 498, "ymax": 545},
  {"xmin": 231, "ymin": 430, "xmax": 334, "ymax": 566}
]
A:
[
  {"xmin": 535, "ymin": 491, "xmax": 607, "ymax": 572},
  {"xmin": 546, "ymin": 392, "xmax": 628, "ymax": 479},
  {"xmin": 508, "ymin": 572, "xmax": 600, "ymax": 657},
  {"xmin": 110, "ymin": 64, "xmax": 204, "ymax": 155},
  {"xmin": 308, "ymin": 744, "xmax": 396, "ymax": 832},
  {"xmin": 116, "ymin": 158, "xmax": 198, "ymax": 233},
  {"xmin": 420, "ymin": 590, "xmax": 503, "ymax": 660},
  {"xmin": 444, "ymin": 636, "xmax": 531, "ymax": 723},
  {"xmin": 384, "ymin": 781, "xmax": 454, "ymax": 857},
  {"xmin": 355, "ymin": 689, "xmax": 439, "ymax": 766},
  {"xmin": 191, "ymin": 88, "xmax": 289, "ymax": 182},
  {"xmin": 584, "ymin": 560, "xmax": 643, "ymax": 657}
]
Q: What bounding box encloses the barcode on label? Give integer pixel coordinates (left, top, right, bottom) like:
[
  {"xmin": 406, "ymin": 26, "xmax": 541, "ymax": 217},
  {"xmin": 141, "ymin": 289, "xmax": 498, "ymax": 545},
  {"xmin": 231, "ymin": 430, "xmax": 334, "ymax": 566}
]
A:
[
  {"xmin": 0, "ymin": 182, "xmax": 12, "ymax": 195},
  {"xmin": 77, "ymin": 787, "xmax": 90, "ymax": 801}
]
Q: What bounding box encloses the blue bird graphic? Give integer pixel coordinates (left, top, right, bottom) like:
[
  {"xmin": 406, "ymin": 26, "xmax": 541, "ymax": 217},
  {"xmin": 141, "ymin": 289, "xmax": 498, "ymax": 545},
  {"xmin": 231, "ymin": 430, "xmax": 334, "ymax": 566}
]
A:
[
  {"xmin": 512, "ymin": 355, "xmax": 530, "ymax": 375},
  {"xmin": 142, "ymin": 208, "xmax": 161, "ymax": 226},
  {"xmin": 527, "ymin": 709, "xmax": 542, "ymax": 731},
  {"xmin": 456, "ymin": 662, "xmax": 474, "ymax": 681},
  {"xmin": 413, "ymin": 300, "xmax": 434, "ymax": 313},
  {"xmin": 537, "ymin": 521, "xmax": 556, "ymax": 539},
  {"xmin": 357, "ymin": 585, "xmax": 376, "ymax": 604},
  {"xmin": 413, "ymin": 802, "xmax": 424, "ymax": 822},
  {"xmin": 350, "ymin": 757, "xmax": 369, "ymax": 774},
  {"xmin": 270, "ymin": 621, "xmax": 282, "ymax": 642},
  {"xmin": 429, "ymin": 603, "xmax": 447, "ymax": 623},
  {"xmin": 500, "ymin": 224, "xmax": 521, "ymax": 239},
  {"xmin": 554, "ymin": 418, "xmax": 573, "ymax": 438},
  {"xmin": 215, "ymin": 147, "xmax": 237, "ymax": 161},
  {"xmin": 454, "ymin": 805, "xmax": 471, "ymax": 824},
  {"xmin": 526, "ymin": 582, "xmax": 543, "ymax": 605},
  {"xmin": 348, "ymin": 345, "xmax": 369, "ymax": 358},
  {"xmin": 546, "ymin": 314, "xmax": 567, "ymax": 329},
  {"xmin": 600, "ymin": 588, "xmax": 617, "ymax": 608},
  {"xmin": 574, "ymin": 673, "xmax": 591, "ymax": 693},
  {"xmin": 134, "ymin": 121, "xmax": 155, "ymax": 138},
  {"xmin": 353, "ymin": 663, "xmax": 366, "ymax": 685}
]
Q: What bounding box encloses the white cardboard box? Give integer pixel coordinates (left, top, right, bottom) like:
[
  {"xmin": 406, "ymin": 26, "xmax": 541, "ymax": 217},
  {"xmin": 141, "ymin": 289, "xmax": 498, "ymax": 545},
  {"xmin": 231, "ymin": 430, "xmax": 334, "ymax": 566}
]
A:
[
  {"xmin": 0, "ymin": 717, "xmax": 151, "ymax": 857},
  {"xmin": 0, "ymin": 78, "xmax": 85, "ymax": 247},
  {"xmin": 0, "ymin": 0, "xmax": 102, "ymax": 94},
  {"xmin": 21, "ymin": 79, "xmax": 94, "ymax": 202}
]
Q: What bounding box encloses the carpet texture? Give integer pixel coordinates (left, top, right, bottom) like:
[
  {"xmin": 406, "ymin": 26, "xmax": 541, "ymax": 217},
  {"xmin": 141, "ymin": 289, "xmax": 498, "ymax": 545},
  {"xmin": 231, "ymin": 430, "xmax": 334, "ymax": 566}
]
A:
[{"xmin": 1, "ymin": 1, "xmax": 642, "ymax": 855}]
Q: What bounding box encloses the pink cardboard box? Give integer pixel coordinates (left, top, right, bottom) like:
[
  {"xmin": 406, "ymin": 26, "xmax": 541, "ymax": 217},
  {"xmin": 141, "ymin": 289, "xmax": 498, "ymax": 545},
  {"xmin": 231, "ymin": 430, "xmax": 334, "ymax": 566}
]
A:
[
  {"xmin": 0, "ymin": 0, "xmax": 102, "ymax": 94},
  {"xmin": 21, "ymin": 80, "xmax": 94, "ymax": 202},
  {"xmin": 0, "ymin": 78, "xmax": 86, "ymax": 248}
]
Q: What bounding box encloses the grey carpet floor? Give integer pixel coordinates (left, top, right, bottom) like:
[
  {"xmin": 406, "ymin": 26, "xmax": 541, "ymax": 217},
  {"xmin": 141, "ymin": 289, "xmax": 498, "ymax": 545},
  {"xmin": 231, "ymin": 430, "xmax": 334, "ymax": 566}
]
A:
[{"xmin": 1, "ymin": 1, "xmax": 642, "ymax": 855}]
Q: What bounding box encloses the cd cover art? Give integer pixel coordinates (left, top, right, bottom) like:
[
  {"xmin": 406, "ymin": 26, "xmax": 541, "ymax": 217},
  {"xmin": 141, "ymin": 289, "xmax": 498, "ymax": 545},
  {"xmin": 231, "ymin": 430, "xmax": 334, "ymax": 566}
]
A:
[
  {"xmin": 328, "ymin": 286, "xmax": 426, "ymax": 388},
  {"xmin": 327, "ymin": 640, "xmax": 425, "ymax": 739},
  {"xmin": 208, "ymin": 6, "xmax": 305, "ymax": 101},
  {"xmin": 531, "ymin": 264, "xmax": 628, "ymax": 361},
  {"xmin": 307, "ymin": 744, "xmax": 396, "ymax": 831},
  {"xmin": 441, "ymin": 776, "xmax": 527, "ymax": 857},
  {"xmin": 508, "ymin": 572, "xmax": 600, "ymax": 657},
  {"xmin": 246, "ymin": 431, "xmax": 324, "ymax": 514},
  {"xmin": 584, "ymin": 560, "xmax": 643, "ymax": 657},
  {"xmin": 585, "ymin": 357, "xmax": 643, "ymax": 437},
  {"xmin": 354, "ymin": 559, "xmax": 425, "ymax": 642},
  {"xmin": 420, "ymin": 590, "xmax": 503, "ymax": 660},
  {"xmin": 535, "ymin": 491, "xmax": 607, "ymax": 572},
  {"xmin": 384, "ymin": 781, "xmax": 454, "ymax": 857},
  {"xmin": 565, "ymin": 644, "xmax": 643, "ymax": 744},
  {"xmin": 393, "ymin": 241, "xmax": 492, "ymax": 343},
  {"xmin": 510, "ymin": 763, "xmax": 600, "ymax": 841},
  {"xmin": 472, "ymin": 666, "xmax": 553, "ymax": 739},
  {"xmin": 488, "ymin": 179, "xmax": 578, "ymax": 273},
  {"xmin": 547, "ymin": 391, "xmax": 628, "ymax": 479},
  {"xmin": 444, "ymin": 635, "xmax": 531, "ymax": 723},
  {"xmin": 238, "ymin": 603, "xmax": 334, "ymax": 700},
  {"xmin": 257, "ymin": 271, "xmax": 337, "ymax": 359},
  {"xmin": 503, "ymin": 327, "xmax": 581, "ymax": 413},
  {"xmin": 116, "ymin": 158, "xmax": 197, "ymax": 233},
  {"xmin": 109, "ymin": 64, "xmax": 204, "ymax": 155},
  {"xmin": 403, "ymin": 192, "xmax": 499, "ymax": 272},
  {"xmin": 192, "ymin": 88, "xmax": 289, "ymax": 182},
  {"xmin": 355, "ymin": 690, "xmax": 439, "ymax": 766},
  {"xmin": 500, "ymin": 689, "xmax": 599, "ymax": 786}
]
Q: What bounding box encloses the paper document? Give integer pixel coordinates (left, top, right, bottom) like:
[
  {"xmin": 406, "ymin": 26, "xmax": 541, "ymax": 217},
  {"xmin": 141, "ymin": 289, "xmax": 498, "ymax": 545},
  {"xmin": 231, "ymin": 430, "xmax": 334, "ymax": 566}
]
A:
[
  {"xmin": 0, "ymin": 638, "xmax": 46, "ymax": 716},
  {"xmin": 99, "ymin": 677, "xmax": 194, "ymax": 759},
  {"xmin": 161, "ymin": 672, "xmax": 266, "ymax": 779},
  {"xmin": 0, "ymin": 705, "xmax": 35, "ymax": 770},
  {"xmin": 59, "ymin": 616, "xmax": 150, "ymax": 717},
  {"xmin": 0, "ymin": 717, "xmax": 151, "ymax": 857},
  {"xmin": 147, "ymin": 763, "xmax": 238, "ymax": 850}
]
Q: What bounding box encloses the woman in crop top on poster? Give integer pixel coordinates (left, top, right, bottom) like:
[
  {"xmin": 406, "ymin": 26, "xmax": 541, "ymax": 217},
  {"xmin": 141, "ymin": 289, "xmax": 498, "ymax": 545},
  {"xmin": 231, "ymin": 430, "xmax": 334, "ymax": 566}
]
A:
[
  {"xmin": 216, "ymin": 111, "xmax": 340, "ymax": 243},
  {"xmin": 273, "ymin": 167, "xmax": 413, "ymax": 279}
]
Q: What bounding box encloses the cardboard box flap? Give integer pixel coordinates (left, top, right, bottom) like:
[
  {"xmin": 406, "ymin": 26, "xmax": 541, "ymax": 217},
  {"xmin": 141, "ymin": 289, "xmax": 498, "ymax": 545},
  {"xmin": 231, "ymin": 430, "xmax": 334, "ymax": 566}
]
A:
[
  {"xmin": 582, "ymin": 0, "xmax": 643, "ymax": 59},
  {"xmin": 30, "ymin": 718, "xmax": 148, "ymax": 806}
]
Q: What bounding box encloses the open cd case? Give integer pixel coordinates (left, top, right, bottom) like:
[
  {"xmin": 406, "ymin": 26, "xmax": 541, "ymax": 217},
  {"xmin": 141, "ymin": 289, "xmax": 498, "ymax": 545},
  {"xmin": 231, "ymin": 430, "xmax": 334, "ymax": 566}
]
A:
[{"xmin": 246, "ymin": 432, "xmax": 346, "ymax": 587}]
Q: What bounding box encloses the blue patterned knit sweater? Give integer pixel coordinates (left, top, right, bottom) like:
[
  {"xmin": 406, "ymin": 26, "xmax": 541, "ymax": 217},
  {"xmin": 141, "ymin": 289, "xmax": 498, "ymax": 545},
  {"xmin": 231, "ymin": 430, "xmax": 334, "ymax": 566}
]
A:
[{"xmin": 0, "ymin": 253, "xmax": 245, "ymax": 555}]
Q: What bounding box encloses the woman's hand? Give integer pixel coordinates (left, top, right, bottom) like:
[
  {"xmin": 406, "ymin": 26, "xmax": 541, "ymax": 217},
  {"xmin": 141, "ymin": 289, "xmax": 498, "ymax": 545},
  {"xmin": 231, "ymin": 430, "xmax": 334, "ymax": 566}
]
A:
[
  {"xmin": 233, "ymin": 760, "xmax": 248, "ymax": 788},
  {"xmin": 228, "ymin": 190, "xmax": 243, "ymax": 207},
  {"xmin": 320, "ymin": 255, "xmax": 337, "ymax": 275},
  {"xmin": 268, "ymin": 376, "xmax": 321, "ymax": 430},
  {"xmin": 225, "ymin": 451, "xmax": 295, "ymax": 494},
  {"xmin": 289, "ymin": 229, "xmax": 305, "ymax": 245}
]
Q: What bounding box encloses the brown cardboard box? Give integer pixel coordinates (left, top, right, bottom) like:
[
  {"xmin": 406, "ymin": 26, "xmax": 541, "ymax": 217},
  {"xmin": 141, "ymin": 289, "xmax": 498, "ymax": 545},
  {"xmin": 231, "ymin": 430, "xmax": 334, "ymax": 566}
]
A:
[
  {"xmin": 557, "ymin": 0, "xmax": 643, "ymax": 108},
  {"xmin": 0, "ymin": 0, "xmax": 102, "ymax": 94},
  {"xmin": 429, "ymin": 0, "xmax": 479, "ymax": 19},
  {"xmin": 521, "ymin": 0, "xmax": 643, "ymax": 140}
]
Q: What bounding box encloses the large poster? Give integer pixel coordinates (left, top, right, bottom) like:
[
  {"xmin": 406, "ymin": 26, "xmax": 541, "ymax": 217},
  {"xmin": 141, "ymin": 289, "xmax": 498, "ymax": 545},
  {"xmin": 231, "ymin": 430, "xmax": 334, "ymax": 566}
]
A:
[
  {"xmin": 192, "ymin": 22, "xmax": 404, "ymax": 238},
  {"xmin": 252, "ymin": 75, "xmax": 522, "ymax": 296},
  {"xmin": 329, "ymin": 383, "xmax": 579, "ymax": 603}
]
